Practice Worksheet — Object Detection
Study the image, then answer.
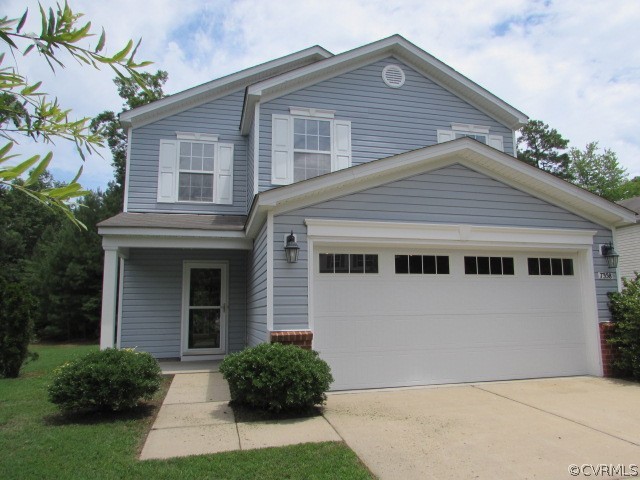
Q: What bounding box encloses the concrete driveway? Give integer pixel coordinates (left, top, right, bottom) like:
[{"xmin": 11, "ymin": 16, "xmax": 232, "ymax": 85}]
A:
[{"xmin": 324, "ymin": 377, "xmax": 640, "ymax": 479}]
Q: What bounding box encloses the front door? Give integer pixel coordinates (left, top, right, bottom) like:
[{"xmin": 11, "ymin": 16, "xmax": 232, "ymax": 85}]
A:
[{"xmin": 181, "ymin": 261, "xmax": 227, "ymax": 356}]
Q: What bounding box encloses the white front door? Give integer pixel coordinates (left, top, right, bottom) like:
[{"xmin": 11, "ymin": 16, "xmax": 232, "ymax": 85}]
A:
[{"xmin": 181, "ymin": 261, "xmax": 228, "ymax": 356}]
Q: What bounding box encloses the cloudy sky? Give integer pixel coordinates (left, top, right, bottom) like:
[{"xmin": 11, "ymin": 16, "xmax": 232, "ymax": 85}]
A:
[{"xmin": 5, "ymin": 0, "xmax": 640, "ymax": 190}]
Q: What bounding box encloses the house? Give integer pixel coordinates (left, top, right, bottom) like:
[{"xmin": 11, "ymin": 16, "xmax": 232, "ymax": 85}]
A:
[
  {"xmin": 615, "ymin": 196, "xmax": 640, "ymax": 282},
  {"xmin": 98, "ymin": 35, "xmax": 637, "ymax": 391}
]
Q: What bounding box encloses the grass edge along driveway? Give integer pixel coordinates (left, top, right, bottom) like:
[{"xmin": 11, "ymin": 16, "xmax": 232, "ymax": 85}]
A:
[{"xmin": 0, "ymin": 344, "xmax": 372, "ymax": 480}]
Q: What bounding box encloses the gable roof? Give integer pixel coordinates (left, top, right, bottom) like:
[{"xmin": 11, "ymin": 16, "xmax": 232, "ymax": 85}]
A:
[
  {"xmin": 246, "ymin": 138, "xmax": 636, "ymax": 237},
  {"xmin": 239, "ymin": 35, "xmax": 529, "ymax": 134},
  {"xmin": 119, "ymin": 45, "xmax": 333, "ymax": 128}
]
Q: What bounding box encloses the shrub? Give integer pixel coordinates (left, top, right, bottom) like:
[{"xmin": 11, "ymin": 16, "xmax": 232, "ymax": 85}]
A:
[
  {"xmin": 607, "ymin": 273, "xmax": 640, "ymax": 379},
  {"xmin": 220, "ymin": 343, "xmax": 333, "ymax": 412},
  {"xmin": 48, "ymin": 348, "xmax": 162, "ymax": 412},
  {"xmin": 0, "ymin": 280, "xmax": 37, "ymax": 378}
]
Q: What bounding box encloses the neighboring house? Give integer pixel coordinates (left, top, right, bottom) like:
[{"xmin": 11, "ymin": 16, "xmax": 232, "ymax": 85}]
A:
[
  {"xmin": 615, "ymin": 196, "xmax": 640, "ymax": 282},
  {"xmin": 98, "ymin": 35, "xmax": 636, "ymax": 390}
]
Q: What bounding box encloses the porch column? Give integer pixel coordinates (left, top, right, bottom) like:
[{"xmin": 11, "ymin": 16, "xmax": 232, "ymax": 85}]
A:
[{"xmin": 100, "ymin": 247, "xmax": 119, "ymax": 349}]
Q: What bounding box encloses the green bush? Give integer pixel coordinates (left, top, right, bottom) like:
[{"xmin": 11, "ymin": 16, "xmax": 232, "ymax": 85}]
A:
[
  {"xmin": 0, "ymin": 280, "xmax": 37, "ymax": 378},
  {"xmin": 48, "ymin": 348, "xmax": 162, "ymax": 412},
  {"xmin": 220, "ymin": 343, "xmax": 333, "ymax": 412},
  {"xmin": 608, "ymin": 273, "xmax": 640, "ymax": 379}
]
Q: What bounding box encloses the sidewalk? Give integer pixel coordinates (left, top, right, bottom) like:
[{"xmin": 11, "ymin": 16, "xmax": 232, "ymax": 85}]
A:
[{"xmin": 140, "ymin": 372, "xmax": 341, "ymax": 460}]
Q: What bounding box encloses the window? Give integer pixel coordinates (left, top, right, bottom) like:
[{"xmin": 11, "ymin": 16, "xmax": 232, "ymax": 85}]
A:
[
  {"xmin": 294, "ymin": 118, "xmax": 332, "ymax": 182},
  {"xmin": 454, "ymin": 132, "xmax": 487, "ymax": 143},
  {"xmin": 528, "ymin": 257, "xmax": 574, "ymax": 276},
  {"xmin": 436, "ymin": 123, "xmax": 504, "ymax": 152},
  {"xmin": 395, "ymin": 255, "xmax": 450, "ymax": 274},
  {"xmin": 157, "ymin": 134, "xmax": 234, "ymax": 204},
  {"xmin": 319, "ymin": 253, "xmax": 378, "ymax": 274},
  {"xmin": 271, "ymin": 110, "xmax": 352, "ymax": 185},
  {"xmin": 464, "ymin": 256, "xmax": 514, "ymax": 275},
  {"xmin": 178, "ymin": 141, "xmax": 215, "ymax": 202}
]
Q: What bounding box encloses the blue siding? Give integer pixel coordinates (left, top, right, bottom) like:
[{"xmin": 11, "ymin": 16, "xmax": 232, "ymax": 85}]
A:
[
  {"xmin": 120, "ymin": 249, "xmax": 247, "ymax": 358},
  {"xmin": 246, "ymin": 222, "xmax": 268, "ymax": 346},
  {"xmin": 272, "ymin": 164, "xmax": 614, "ymax": 329},
  {"xmin": 259, "ymin": 57, "xmax": 515, "ymax": 192},
  {"xmin": 127, "ymin": 90, "xmax": 248, "ymax": 214}
]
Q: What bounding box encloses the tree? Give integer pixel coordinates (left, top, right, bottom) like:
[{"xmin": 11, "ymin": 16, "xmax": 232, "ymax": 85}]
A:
[
  {"xmin": 0, "ymin": 2, "xmax": 152, "ymax": 224},
  {"xmin": 569, "ymin": 142, "xmax": 629, "ymax": 201},
  {"xmin": 517, "ymin": 120, "xmax": 571, "ymax": 179},
  {"xmin": 90, "ymin": 70, "xmax": 167, "ymax": 215}
]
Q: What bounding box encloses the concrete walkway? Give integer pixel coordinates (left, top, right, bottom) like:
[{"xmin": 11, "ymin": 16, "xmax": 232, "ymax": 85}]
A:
[{"xmin": 140, "ymin": 372, "xmax": 340, "ymax": 460}]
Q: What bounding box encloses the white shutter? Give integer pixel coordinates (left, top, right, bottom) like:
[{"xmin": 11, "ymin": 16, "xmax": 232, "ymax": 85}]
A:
[
  {"xmin": 437, "ymin": 130, "xmax": 456, "ymax": 143},
  {"xmin": 157, "ymin": 139, "xmax": 177, "ymax": 203},
  {"xmin": 333, "ymin": 120, "xmax": 352, "ymax": 171},
  {"xmin": 215, "ymin": 143, "xmax": 234, "ymax": 204},
  {"xmin": 271, "ymin": 114, "xmax": 292, "ymax": 185},
  {"xmin": 488, "ymin": 134, "xmax": 504, "ymax": 152}
]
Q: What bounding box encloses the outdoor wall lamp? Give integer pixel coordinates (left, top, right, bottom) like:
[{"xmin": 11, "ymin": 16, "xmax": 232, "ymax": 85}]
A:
[
  {"xmin": 600, "ymin": 242, "xmax": 619, "ymax": 269},
  {"xmin": 284, "ymin": 231, "xmax": 300, "ymax": 264}
]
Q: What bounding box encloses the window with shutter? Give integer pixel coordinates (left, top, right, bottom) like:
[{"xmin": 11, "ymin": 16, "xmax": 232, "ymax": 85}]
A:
[
  {"xmin": 157, "ymin": 137, "xmax": 234, "ymax": 205},
  {"xmin": 271, "ymin": 112, "xmax": 351, "ymax": 185}
]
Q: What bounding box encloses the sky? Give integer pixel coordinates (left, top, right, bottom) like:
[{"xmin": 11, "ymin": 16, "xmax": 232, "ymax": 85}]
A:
[{"xmin": 4, "ymin": 0, "xmax": 640, "ymax": 191}]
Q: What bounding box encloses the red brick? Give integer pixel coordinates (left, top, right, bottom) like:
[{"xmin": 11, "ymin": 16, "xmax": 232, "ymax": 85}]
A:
[{"xmin": 269, "ymin": 330, "xmax": 313, "ymax": 350}]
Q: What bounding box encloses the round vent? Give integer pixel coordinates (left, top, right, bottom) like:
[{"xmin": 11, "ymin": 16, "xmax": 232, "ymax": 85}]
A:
[{"xmin": 382, "ymin": 64, "xmax": 405, "ymax": 88}]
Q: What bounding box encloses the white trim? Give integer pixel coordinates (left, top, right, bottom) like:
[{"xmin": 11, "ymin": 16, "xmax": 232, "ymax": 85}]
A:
[
  {"xmin": 176, "ymin": 132, "xmax": 219, "ymax": 142},
  {"xmin": 512, "ymin": 130, "xmax": 518, "ymax": 158},
  {"xmin": 451, "ymin": 123, "xmax": 490, "ymax": 134},
  {"xmin": 580, "ymin": 247, "xmax": 603, "ymax": 376},
  {"xmin": 99, "ymin": 248, "xmax": 119, "ymax": 349},
  {"xmin": 266, "ymin": 211, "xmax": 274, "ymax": 331},
  {"xmin": 305, "ymin": 219, "xmax": 597, "ymax": 249},
  {"xmin": 121, "ymin": 45, "xmax": 333, "ymax": 128},
  {"xmin": 181, "ymin": 261, "xmax": 228, "ymax": 356},
  {"xmin": 308, "ymin": 236, "xmax": 315, "ymax": 334},
  {"xmin": 101, "ymin": 234, "xmax": 252, "ymax": 250},
  {"xmin": 99, "ymin": 226, "xmax": 245, "ymax": 238},
  {"xmin": 612, "ymin": 227, "xmax": 623, "ymax": 292},
  {"xmin": 289, "ymin": 106, "xmax": 335, "ymax": 118},
  {"xmin": 246, "ymin": 139, "xmax": 636, "ymax": 233},
  {"xmin": 116, "ymin": 256, "xmax": 124, "ymax": 349},
  {"xmin": 253, "ymin": 102, "xmax": 260, "ymax": 196},
  {"xmin": 123, "ymin": 126, "xmax": 132, "ymax": 212}
]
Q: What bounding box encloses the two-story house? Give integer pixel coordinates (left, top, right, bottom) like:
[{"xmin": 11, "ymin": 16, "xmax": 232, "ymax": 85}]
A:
[{"xmin": 98, "ymin": 35, "xmax": 636, "ymax": 390}]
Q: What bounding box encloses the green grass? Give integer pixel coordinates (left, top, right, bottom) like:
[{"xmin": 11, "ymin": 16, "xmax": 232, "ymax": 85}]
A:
[{"xmin": 0, "ymin": 344, "xmax": 373, "ymax": 480}]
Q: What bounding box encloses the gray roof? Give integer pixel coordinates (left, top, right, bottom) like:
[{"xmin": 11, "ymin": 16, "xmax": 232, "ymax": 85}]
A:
[
  {"xmin": 98, "ymin": 213, "xmax": 246, "ymax": 231},
  {"xmin": 617, "ymin": 196, "xmax": 640, "ymax": 215}
]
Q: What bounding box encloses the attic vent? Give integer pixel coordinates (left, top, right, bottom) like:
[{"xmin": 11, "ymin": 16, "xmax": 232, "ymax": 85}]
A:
[{"xmin": 382, "ymin": 64, "xmax": 405, "ymax": 88}]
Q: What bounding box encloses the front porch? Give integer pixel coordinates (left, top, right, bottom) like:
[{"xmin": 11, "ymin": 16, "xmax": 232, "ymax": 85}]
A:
[{"xmin": 98, "ymin": 213, "xmax": 251, "ymax": 360}]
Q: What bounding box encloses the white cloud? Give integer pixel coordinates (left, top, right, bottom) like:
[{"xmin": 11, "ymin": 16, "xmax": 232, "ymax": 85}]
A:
[{"xmin": 4, "ymin": 0, "xmax": 640, "ymax": 191}]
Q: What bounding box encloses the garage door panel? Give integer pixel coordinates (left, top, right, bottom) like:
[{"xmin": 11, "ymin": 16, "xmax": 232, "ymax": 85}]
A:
[
  {"xmin": 313, "ymin": 248, "xmax": 589, "ymax": 390},
  {"xmin": 315, "ymin": 313, "xmax": 585, "ymax": 354},
  {"xmin": 324, "ymin": 344, "xmax": 589, "ymax": 390}
]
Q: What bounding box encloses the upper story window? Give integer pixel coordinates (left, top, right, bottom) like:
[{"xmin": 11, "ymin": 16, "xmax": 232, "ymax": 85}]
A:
[
  {"xmin": 157, "ymin": 132, "xmax": 234, "ymax": 205},
  {"xmin": 437, "ymin": 123, "xmax": 504, "ymax": 152},
  {"xmin": 178, "ymin": 141, "xmax": 215, "ymax": 202},
  {"xmin": 294, "ymin": 118, "xmax": 332, "ymax": 182},
  {"xmin": 272, "ymin": 108, "xmax": 352, "ymax": 185}
]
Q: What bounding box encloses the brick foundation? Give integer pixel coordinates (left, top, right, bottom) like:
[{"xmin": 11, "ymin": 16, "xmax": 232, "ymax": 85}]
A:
[
  {"xmin": 269, "ymin": 330, "xmax": 313, "ymax": 350},
  {"xmin": 599, "ymin": 322, "xmax": 616, "ymax": 377}
]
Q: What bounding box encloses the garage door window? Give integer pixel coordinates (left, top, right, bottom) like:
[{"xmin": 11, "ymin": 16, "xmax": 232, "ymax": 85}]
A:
[
  {"xmin": 319, "ymin": 253, "xmax": 378, "ymax": 274},
  {"xmin": 464, "ymin": 256, "xmax": 514, "ymax": 275},
  {"xmin": 528, "ymin": 257, "xmax": 574, "ymax": 276},
  {"xmin": 395, "ymin": 255, "xmax": 450, "ymax": 274}
]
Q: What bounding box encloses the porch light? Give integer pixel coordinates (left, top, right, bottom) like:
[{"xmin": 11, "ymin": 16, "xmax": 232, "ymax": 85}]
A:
[
  {"xmin": 284, "ymin": 231, "xmax": 300, "ymax": 264},
  {"xmin": 601, "ymin": 242, "xmax": 619, "ymax": 269}
]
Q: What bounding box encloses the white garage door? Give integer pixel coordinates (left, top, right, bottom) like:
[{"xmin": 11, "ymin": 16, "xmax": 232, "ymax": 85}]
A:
[{"xmin": 313, "ymin": 247, "xmax": 590, "ymax": 390}]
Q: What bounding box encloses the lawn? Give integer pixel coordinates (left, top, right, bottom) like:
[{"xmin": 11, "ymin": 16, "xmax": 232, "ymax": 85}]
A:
[{"xmin": 0, "ymin": 344, "xmax": 373, "ymax": 480}]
